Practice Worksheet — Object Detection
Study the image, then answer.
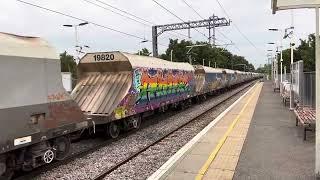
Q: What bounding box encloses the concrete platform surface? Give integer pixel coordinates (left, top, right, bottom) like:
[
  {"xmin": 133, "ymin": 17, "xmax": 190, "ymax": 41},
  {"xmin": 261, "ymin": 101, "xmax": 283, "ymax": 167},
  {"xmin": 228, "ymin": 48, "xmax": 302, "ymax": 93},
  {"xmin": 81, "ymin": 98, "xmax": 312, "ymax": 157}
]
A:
[
  {"xmin": 148, "ymin": 82, "xmax": 263, "ymax": 180},
  {"xmin": 148, "ymin": 81, "xmax": 315, "ymax": 180},
  {"xmin": 233, "ymin": 81, "xmax": 315, "ymax": 180}
]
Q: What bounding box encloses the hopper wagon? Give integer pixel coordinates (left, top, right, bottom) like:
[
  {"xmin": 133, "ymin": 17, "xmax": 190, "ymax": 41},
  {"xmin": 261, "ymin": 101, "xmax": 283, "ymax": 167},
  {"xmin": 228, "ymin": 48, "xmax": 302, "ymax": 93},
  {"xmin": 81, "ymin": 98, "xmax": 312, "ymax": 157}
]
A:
[
  {"xmin": 71, "ymin": 52, "xmax": 196, "ymax": 138},
  {"xmin": 0, "ymin": 32, "xmax": 88, "ymax": 179},
  {"xmin": 0, "ymin": 33, "xmax": 262, "ymax": 179}
]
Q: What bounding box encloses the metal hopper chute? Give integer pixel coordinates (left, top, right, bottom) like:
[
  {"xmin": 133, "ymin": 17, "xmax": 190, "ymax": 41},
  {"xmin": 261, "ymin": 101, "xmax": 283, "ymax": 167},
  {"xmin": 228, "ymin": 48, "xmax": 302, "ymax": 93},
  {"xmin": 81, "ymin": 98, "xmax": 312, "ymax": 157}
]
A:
[{"xmin": 71, "ymin": 52, "xmax": 132, "ymax": 116}]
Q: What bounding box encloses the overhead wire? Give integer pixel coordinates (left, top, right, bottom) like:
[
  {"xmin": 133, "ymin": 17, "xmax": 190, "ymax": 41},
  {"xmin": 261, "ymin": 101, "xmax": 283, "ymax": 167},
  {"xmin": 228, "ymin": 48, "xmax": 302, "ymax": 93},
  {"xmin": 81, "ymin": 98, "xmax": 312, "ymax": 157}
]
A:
[
  {"xmin": 91, "ymin": 0, "xmax": 188, "ymax": 38},
  {"xmin": 216, "ymin": 31, "xmax": 241, "ymax": 51},
  {"xmin": 16, "ymin": 0, "xmax": 167, "ymax": 47},
  {"xmin": 214, "ymin": 0, "xmax": 264, "ymax": 55},
  {"xmin": 180, "ymin": 0, "xmax": 208, "ymax": 40},
  {"xmin": 180, "ymin": 0, "xmax": 240, "ymax": 51},
  {"xmin": 181, "ymin": 0, "xmax": 204, "ymax": 19},
  {"xmin": 151, "ymin": 0, "xmax": 209, "ymax": 39},
  {"xmin": 82, "ymin": 0, "xmax": 149, "ymax": 27}
]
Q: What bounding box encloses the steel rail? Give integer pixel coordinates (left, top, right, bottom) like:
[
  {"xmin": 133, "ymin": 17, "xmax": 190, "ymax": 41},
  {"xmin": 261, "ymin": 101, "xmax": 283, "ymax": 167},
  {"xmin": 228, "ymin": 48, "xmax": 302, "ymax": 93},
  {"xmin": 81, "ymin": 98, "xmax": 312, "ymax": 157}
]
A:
[
  {"xmin": 14, "ymin": 79, "xmax": 258, "ymax": 180},
  {"xmin": 93, "ymin": 80, "xmax": 258, "ymax": 180},
  {"xmin": 13, "ymin": 130, "xmax": 138, "ymax": 180}
]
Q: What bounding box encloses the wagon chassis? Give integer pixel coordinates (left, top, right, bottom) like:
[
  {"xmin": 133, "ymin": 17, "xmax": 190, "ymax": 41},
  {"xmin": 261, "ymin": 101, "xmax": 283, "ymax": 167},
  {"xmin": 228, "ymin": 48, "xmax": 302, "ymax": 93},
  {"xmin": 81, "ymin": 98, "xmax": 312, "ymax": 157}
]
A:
[
  {"xmin": 13, "ymin": 80, "xmax": 258, "ymax": 180},
  {"xmin": 92, "ymin": 80, "xmax": 257, "ymax": 180}
]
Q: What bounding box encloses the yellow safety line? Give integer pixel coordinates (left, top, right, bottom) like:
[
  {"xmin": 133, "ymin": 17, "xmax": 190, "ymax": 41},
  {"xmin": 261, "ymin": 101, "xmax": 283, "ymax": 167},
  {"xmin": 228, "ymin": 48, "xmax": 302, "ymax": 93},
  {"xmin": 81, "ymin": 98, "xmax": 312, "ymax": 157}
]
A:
[{"xmin": 195, "ymin": 83, "xmax": 261, "ymax": 180}]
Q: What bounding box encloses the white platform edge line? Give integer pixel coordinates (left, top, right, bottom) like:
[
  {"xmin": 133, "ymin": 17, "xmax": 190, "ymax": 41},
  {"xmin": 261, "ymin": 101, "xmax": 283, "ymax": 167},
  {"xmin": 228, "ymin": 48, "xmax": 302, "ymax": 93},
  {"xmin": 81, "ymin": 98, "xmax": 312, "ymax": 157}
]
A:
[{"xmin": 147, "ymin": 83, "xmax": 258, "ymax": 180}]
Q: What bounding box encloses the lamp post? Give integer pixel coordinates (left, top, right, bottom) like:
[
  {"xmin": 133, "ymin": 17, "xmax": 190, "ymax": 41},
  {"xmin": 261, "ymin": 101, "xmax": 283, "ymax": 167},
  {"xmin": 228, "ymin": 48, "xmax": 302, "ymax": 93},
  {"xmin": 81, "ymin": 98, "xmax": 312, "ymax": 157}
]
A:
[
  {"xmin": 170, "ymin": 50, "xmax": 173, "ymax": 62},
  {"xmin": 138, "ymin": 40, "xmax": 148, "ymax": 55},
  {"xmin": 75, "ymin": 45, "xmax": 90, "ymax": 55},
  {"xmin": 267, "ymin": 50, "xmax": 273, "ymax": 80},
  {"xmin": 268, "ymin": 45, "xmax": 277, "ymax": 81},
  {"xmin": 269, "ymin": 28, "xmax": 284, "ymax": 95},
  {"xmin": 284, "ymin": 26, "xmax": 295, "ymax": 110},
  {"xmin": 268, "ymin": 29, "xmax": 284, "ymax": 81},
  {"xmin": 63, "ymin": 22, "xmax": 89, "ymax": 63}
]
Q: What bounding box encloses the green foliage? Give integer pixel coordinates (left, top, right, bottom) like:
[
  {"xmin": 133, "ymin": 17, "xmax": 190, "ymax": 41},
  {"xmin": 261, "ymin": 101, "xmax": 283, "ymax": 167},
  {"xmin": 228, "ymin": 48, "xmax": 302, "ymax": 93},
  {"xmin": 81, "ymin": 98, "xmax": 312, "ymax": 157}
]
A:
[
  {"xmin": 256, "ymin": 64, "xmax": 271, "ymax": 76},
  {"xmin": 60, "ymin": 51, "xmax": 77, "ymax": 77},
  {"xmin": 136, "ymin": 48, "xmax": 152, "ymax": 56},
  {"xmin": 159, "ymin": 39, "xmax": 255, "ymax": 72},
  {"xmin": 277, "ymin": 34, "xmax": 315, "ymax": 72},
  {"xmin": 298, "ymin": 34, "xmax": 315, "ymax": 72}
]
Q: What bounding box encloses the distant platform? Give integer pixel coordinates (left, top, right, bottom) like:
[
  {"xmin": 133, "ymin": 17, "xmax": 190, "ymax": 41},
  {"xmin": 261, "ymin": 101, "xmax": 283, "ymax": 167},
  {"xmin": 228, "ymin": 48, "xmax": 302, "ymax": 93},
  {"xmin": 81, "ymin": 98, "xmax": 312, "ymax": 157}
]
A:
[{"xmin": 148, "ymin": 81, "xmax": 315, "ymax": 180}]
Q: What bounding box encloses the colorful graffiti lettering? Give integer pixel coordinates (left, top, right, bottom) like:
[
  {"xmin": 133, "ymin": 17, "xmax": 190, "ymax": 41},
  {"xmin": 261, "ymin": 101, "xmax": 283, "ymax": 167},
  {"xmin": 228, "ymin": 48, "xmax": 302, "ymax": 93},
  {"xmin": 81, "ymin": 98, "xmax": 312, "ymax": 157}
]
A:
[
  {"xmin": 48, "ymin": 92, "xmax": 68, "ymax": 102},
  {"xmin": 114, "ymin": 93, "xmax": 137, "ymax": 119},
  {"xmin": 133, "ymin": 69, "xmax": 142, "ymax": 93},
  {"xmin": 136, "ymin": 68, "xmax": 192, "ymax": 104},
  {"xmin": 114, "ymin": 106, "xmax": 127, "ymax": 119},
  {"xmin": 113, "ymin": 67, "xmax": 194, "ymax": 119}
]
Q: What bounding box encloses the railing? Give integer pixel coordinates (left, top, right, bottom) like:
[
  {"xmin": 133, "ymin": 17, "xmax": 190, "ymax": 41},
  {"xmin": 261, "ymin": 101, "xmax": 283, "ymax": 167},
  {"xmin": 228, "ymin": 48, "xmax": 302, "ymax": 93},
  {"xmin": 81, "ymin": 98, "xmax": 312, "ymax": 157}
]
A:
[{"xmin": 301, "ymin": 72, "xmax": 316, "ymax": 108}]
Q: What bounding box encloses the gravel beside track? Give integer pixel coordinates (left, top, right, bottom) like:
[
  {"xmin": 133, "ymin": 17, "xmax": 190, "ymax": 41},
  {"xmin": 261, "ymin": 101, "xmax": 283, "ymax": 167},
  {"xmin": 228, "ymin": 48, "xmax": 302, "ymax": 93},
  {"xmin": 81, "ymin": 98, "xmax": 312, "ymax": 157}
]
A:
[
  {"xmin": 103, "ymin": 84, "xmax": 252, "ymax": 180},
  {"xmin": 33, "ymin": 82, "xmax": 254, "ymax": 180}
]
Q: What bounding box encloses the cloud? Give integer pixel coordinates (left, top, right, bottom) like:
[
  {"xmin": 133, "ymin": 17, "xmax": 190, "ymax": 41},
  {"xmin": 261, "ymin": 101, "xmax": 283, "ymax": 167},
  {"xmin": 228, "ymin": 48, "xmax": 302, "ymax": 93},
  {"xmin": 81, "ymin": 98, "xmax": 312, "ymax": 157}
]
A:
[{"xmin": 1, "ymin": 0, "xmax": 316, "ymax": 68}]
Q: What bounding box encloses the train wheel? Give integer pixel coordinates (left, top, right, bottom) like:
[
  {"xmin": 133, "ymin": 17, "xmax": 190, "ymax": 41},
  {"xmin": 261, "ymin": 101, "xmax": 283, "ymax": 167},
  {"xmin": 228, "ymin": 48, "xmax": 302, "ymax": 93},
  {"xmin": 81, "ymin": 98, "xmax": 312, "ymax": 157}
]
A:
[
  {"xmin": 0, "ymin": 156, "xmax": 5, "ymax": 177},
  {"xmin": 0, "ymin": 169, "xmax": 13, "ymax": 180},
  {"xmin": 132, "ymin": 116, "xmax": 141, "ymax": 129},
  {"xmin": 201, "ymin": 95, "xmax": 207, "ymax": 101},
  {"xmin": 107, "ymin": 122, "xmax": 120, "ymax": 139},
  {"xmin": 0, "ymin": 155, "xmax": 15, "ymax": 180},
  {"xmin": 53, "ymin": 136, "xmax": 71, "ymax": 161},
  {"xmin": 43, "ymin": 149, "xmax": 54, "ymax": 164}
]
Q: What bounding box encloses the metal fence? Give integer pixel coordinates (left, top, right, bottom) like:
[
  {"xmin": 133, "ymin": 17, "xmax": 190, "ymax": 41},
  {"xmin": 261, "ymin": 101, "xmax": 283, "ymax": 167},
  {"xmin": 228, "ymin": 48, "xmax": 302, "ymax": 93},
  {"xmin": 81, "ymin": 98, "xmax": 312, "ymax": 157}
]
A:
[
  {"xmin": 279, "ymin": 60, "xmax": 314, "ymax": 108},
  {"xmin": 291, "ymin": 61, "xmax": 304, "ymax": 103},
  {"xmin": 282, "ymin": 73, "xmax": 291, "ymax": 82},
  {"xmin": 301, "ymin": 71, "xmax": 316, "ymax": 108}
]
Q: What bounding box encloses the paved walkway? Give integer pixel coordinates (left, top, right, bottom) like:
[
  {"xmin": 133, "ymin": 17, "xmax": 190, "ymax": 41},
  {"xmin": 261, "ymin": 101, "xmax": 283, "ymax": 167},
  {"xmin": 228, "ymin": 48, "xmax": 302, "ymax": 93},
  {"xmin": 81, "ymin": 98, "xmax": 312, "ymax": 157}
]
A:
[
  {"xmin": 148, "ymin": 81, "xmax": 315, "ymax": 180},
  {"xmin": 234, "ymin": 81, "xmax": 315, "ymax": 180},
  {"xmin": 148, "ymin": 82, "xmax": 263, "ymax": 180}
]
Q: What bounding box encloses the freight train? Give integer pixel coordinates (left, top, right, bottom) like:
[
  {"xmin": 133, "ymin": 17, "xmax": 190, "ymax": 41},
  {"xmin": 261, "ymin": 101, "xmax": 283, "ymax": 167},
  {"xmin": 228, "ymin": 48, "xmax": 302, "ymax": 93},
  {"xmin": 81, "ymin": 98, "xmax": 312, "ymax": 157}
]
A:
[{"xmin": 0, "ymin": 33, "xmax": 262, "ymax": 179}]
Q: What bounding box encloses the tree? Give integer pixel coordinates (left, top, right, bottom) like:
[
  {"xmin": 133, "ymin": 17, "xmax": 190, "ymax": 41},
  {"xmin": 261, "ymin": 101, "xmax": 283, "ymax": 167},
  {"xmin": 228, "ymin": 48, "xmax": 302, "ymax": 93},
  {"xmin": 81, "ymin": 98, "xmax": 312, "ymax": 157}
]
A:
[
  {"xmin": 159, "ymin": 39, "xmax": 255, "ymax": 71},
  {"xmin": 60, "ymin": 51, "xmax": 77, "ymax": 77},
  {"xmin": 137, "ymin": 48, "xmax": 152, "ymax": 56},
  {"xmin": 277, "ymin": 33, "xmax": 315, "ymax": 72},
  {"xmin": 298, "ymin": 34, "xmax": 315, "ymax": 72}
]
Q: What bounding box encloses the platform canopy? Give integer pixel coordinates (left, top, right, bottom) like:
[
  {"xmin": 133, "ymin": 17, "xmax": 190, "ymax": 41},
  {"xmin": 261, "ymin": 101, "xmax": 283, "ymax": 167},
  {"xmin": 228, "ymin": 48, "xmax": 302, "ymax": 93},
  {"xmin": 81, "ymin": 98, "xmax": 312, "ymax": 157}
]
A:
[{"xmin": 272, "ymin": 0, "xmax": 320, "ymax": 13}]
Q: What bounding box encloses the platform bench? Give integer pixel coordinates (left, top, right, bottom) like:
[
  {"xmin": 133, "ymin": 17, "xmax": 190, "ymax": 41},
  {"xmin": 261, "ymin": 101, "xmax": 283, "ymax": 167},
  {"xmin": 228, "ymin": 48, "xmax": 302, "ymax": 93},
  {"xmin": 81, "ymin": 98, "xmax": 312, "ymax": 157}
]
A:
[
  {"xmin": 281, "ymin": 92, "xmax": 290, "ymax": 106},
  {"xmin": 294, "ymin": 105, "xmax": 316, "ymax": 140}
]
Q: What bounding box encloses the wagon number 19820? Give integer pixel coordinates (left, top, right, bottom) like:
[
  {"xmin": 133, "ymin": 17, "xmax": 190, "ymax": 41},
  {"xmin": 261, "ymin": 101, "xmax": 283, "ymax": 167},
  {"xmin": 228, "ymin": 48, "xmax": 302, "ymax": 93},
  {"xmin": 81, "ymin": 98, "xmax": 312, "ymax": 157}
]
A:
[{"xmin": 93, "ymin": 54, "xmax": 115, "ymax": 61}]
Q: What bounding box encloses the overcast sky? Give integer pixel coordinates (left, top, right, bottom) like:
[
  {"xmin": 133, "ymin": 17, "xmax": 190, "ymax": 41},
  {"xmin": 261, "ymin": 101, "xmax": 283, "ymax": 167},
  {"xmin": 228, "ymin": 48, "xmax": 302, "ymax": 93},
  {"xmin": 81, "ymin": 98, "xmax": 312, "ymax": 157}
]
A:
[{"xmin": 1, "ymin": 0, "xmax": 317, "ymax": 68}]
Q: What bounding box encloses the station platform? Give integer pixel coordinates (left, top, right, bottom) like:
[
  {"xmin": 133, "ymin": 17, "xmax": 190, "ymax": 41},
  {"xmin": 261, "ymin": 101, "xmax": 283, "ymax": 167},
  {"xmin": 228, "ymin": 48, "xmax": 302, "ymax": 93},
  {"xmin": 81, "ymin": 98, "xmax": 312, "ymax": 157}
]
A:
[{"xmin": 148, "ymin": 81, "xmax": 315, "ymax": 180}]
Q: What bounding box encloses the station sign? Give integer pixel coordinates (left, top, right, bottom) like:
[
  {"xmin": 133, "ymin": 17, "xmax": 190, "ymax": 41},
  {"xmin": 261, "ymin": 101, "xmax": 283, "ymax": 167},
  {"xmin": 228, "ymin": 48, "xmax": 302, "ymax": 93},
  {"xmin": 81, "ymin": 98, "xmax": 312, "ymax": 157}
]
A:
[{"xmin": 272, "ymin": 0, "xmax": 320, "ymax": 13}]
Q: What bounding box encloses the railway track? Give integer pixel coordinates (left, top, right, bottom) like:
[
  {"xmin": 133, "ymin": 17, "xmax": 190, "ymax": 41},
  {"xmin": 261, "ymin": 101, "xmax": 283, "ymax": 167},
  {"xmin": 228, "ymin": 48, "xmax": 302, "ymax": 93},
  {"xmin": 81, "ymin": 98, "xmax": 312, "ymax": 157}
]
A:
[
  {"xmin": 13, "ymin": 131, "xmax": 133, "ymax": 180},
  {"xmin": 15, "ymin": 80, "xmax": 257, "ymax": 180},
  {"xmin": 93, "ymin": 81, "xmax": 257, "ymax": 180}
]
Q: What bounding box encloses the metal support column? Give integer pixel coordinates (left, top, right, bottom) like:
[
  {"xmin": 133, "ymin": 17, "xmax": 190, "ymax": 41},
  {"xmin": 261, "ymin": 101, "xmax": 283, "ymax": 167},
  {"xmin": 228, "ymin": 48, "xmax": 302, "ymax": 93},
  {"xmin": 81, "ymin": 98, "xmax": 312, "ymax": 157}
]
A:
[
  {"xmin": 152, "ymin": 26, "xmax": 158, "ymax": 57},
  {"xmin": 289, "ymin": 34, "xmax": 295, "ymax": 110},
  {"xmin": 315, "ymin": 7, "xmax": 320, "ymax": 177},
  {"xmin": 152, "ymin": 16, "xmax": 230, "ymax": 57},
  {"xmin": 212, "ymin": 16, "xmax": 216, "ymax": 46},
  {"xmin": 208, "ymin": 25, "xmax": 211, "ymax": 44}
]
